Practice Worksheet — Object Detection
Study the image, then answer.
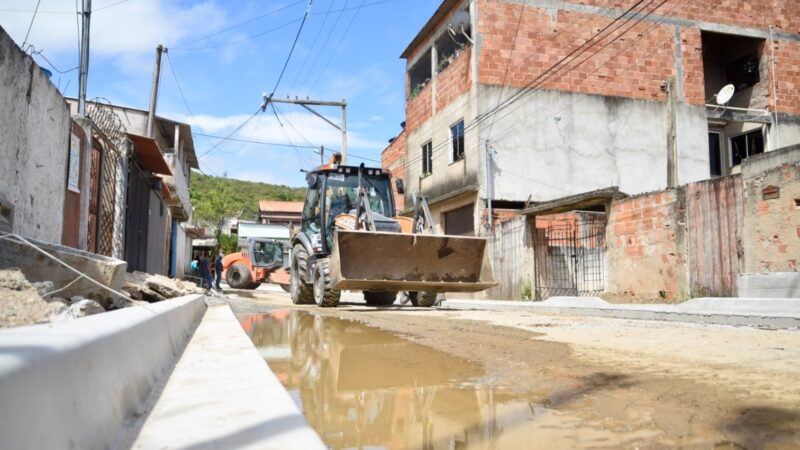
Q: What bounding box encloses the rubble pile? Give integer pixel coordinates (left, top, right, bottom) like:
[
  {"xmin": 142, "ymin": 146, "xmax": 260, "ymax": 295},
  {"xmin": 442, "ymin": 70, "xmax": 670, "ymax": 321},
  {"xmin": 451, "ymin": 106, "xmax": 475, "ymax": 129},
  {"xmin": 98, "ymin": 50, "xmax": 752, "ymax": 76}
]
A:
[
  {"xmin": 122, "ymin": 272, "xmax": 203, "ymax": 302},
  {"xmin": 0, "ymin": 268, "xmax": 202, "ymax": 329}
]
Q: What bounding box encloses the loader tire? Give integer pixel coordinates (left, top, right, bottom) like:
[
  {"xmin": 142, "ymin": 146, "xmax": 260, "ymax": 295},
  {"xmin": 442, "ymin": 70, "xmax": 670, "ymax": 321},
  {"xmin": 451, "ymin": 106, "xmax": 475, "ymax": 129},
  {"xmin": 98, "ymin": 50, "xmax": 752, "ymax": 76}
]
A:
[
  {"xmin": 364, "ymin": 291, "xmax": 397, "ymax": 306},
  {"xmin": 226, "ymin": 263, "xmax": 253, "ymax": 289},
  {"xmin": 290, "ymin": 245, "xmax": 314, "ymax": 305},
  {"xmin": 313, "ymin": 258, "xmax": 340, "ymax": 307},
  {"xmin": 249, "ymin": 282, "xmax": 262, "ymax": 290},
  {"xmin": 412, "ymin": 291, "xmax": 438, "ymax": 307}
]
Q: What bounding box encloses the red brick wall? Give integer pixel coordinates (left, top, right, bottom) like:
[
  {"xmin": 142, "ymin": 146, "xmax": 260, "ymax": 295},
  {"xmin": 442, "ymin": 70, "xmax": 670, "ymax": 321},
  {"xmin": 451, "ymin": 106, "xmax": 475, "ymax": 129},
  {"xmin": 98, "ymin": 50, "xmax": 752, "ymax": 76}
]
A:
[
  {"xmin": 476, "ymin": 0, "xmax": 800, "ymax": 110},
  {"xmin": 381, "ymin": 130, "xmax": 407, "ymax": 212},
  {"xmin": 606, "ymin": 190, "xmax": 688, "ymax": 301},
  {"xmin": 405, "ymin": 81, "xmax": 432, "ymax": 133},
  {"xmin": 436, "ymin": 46, "xmax": 472, "ymax": 112}
]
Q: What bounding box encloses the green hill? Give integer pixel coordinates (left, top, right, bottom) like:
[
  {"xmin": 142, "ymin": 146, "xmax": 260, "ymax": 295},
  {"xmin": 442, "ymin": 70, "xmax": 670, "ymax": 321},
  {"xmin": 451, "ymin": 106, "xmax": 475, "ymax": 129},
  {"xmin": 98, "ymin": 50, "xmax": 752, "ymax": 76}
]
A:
[{"xmin": 190, "ymin": 172, "xmax": 306, "ymax": 225}]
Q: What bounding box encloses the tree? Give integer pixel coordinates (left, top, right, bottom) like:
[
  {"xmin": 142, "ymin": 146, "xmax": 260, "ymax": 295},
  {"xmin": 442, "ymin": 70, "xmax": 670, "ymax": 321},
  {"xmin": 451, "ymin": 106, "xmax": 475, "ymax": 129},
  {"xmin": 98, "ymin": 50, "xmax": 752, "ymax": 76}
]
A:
[{"xmin": 191, "ymin": 173, "xmax": 241, "ymax": 238}]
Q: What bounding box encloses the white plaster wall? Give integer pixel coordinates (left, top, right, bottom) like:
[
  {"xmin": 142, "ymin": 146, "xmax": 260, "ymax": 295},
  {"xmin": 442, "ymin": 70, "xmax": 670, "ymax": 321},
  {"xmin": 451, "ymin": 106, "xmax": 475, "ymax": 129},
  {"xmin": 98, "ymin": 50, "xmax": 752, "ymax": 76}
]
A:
[
  {"xmin": 146, "ymin": 190, "xmax": 170, "ymax": 275},
  {"xmin": 0, "ymin": 29, "xmax": 70, "ymax": 242},
  {"xmin": 405, "ymin": 90, "xmax": 481, "ymax": 207},
  {"xmin": 478, "ymin": 86, "xmax": 710, "ymax": 201}
]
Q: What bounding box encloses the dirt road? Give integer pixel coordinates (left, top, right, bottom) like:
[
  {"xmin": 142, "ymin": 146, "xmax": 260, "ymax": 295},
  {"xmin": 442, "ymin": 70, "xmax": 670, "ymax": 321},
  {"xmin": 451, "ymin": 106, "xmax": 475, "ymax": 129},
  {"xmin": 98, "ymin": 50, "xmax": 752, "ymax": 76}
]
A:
[{"xmin": 230, "ymin": 289, "xmax": 800, "ymax": 449}]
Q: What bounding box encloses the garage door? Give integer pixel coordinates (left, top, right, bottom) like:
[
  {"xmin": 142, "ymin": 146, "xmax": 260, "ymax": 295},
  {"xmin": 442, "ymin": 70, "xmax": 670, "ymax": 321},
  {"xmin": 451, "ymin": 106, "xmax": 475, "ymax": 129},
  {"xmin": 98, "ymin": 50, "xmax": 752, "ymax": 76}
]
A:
[{"xmin": 444, "ymin": 204, "xmax": 474, "ymax": 236}]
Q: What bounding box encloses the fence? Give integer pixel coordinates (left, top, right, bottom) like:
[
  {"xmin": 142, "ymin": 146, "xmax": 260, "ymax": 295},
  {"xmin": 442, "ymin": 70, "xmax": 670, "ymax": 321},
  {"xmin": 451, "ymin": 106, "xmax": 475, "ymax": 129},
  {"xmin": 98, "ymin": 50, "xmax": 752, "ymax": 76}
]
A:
[{"xmin": 485, "ymin": 216, "xmax": 530, "ymax": 300}]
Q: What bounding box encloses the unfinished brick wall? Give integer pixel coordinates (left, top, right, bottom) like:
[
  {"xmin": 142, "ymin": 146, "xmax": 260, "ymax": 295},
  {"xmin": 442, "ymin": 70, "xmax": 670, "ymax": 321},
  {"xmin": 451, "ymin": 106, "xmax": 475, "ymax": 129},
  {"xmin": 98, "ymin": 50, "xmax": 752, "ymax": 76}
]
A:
[
  {"xmin": 742, "ymin": 161, "xmax": 800, "ymax": 272},
  {"xmin": 476, "ymin": 0, "xmax": 800, "ymax": 110},
  {"xmin": 606, "ymin": 190, "xmax": 688, "ymax": 301},
  {"xmin": 405, "ymin": 81, "xmax": 433, "ymax": 133},
  {"xmin": 381, "ymin": 130, "xmax": 407, "ymax": 212},
  {"xmin": 436, "ymin": 46, "xmax": 472, "ymax": 113}
]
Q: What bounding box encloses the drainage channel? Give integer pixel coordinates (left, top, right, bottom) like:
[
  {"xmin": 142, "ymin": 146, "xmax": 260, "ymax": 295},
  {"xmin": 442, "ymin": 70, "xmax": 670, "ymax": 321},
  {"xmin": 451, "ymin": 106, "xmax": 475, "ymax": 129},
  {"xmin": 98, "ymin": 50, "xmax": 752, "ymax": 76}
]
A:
[{"xmin": 241, "ymin": 310, "xmax": 552, "ymax": 449}]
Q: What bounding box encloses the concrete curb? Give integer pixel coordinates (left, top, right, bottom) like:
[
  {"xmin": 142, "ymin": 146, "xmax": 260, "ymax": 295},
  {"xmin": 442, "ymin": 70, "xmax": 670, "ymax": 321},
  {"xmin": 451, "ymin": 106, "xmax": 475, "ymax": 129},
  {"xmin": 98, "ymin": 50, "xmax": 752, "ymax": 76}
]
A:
[
  {"xmin": 132, "ymin": 305, "xmax": 326, "ymax": 449},
  {"xmin": 442, "ymin": 296, "xmax": 800, "ymax": 329},
  {"xmin": 0, "ymin": 294, "xmax": 206, "ymax": 450}
]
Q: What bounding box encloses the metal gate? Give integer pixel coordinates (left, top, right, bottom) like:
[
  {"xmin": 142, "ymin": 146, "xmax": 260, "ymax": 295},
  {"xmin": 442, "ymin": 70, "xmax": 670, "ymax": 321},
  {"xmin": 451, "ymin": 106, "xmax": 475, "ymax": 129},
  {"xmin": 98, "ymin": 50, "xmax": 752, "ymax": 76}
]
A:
[
  {"xmin": 87, "ymin": 99, "xmax": 126, "ymax": 256},
  {"xmin": 533, "ymin": 215, "xmax": 606, "ymax": 300}
]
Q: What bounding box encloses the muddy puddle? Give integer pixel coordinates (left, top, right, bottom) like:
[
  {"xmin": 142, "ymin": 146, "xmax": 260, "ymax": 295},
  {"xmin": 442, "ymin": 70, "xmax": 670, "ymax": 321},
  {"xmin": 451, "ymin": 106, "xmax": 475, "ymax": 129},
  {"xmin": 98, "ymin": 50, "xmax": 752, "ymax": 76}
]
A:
[{"xmin": 240, "ymin": 311, "xmax": 632, "ymax": 449}]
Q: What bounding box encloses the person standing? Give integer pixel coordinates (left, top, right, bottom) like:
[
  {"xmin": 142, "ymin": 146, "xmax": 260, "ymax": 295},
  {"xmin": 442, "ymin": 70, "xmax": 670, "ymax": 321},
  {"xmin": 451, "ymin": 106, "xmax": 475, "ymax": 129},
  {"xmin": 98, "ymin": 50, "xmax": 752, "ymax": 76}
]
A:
[
  {"xmin": 214, "ymin": 249, "xmax": 224, "ymax": 290},
  {"xmin": 199, "ymin": 252, "xmax": 213, "ymax": 292}
]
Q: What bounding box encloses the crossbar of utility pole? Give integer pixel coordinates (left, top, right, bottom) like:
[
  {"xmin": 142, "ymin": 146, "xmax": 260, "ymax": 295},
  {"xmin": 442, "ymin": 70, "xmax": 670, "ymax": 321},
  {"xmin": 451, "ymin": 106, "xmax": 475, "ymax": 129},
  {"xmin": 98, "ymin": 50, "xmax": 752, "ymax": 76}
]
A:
[{"xmin": 265, "ymin": 96, "xmax": 348, "ymax": 163}]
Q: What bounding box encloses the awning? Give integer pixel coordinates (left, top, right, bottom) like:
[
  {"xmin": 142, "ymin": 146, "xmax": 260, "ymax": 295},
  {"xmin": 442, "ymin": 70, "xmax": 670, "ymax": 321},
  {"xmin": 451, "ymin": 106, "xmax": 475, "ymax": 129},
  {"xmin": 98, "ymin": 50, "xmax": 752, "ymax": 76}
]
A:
[
  {"xmin": 517, "ymin": 187, "xmax": 627, "ymax": 216},
  {"xmin": 127, "ymin": 133, "xmax": 172, "ymax": 176}
]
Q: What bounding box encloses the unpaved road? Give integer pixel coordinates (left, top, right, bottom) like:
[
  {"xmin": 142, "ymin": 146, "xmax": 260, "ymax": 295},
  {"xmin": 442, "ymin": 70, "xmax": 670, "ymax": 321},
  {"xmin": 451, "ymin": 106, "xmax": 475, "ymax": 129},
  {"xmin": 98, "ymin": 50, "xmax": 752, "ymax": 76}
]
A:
[{"xmin": 229, "ymin": 288, "xmax": 800, "ymax": 449}]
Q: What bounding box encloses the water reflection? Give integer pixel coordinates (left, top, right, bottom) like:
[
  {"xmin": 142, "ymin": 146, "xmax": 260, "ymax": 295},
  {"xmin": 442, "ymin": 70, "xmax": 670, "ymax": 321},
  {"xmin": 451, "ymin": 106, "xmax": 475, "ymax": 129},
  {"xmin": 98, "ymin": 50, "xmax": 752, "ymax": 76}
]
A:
[{"xmin": 241, "ymin": 311, "xmax": 542, "ymax": 450}]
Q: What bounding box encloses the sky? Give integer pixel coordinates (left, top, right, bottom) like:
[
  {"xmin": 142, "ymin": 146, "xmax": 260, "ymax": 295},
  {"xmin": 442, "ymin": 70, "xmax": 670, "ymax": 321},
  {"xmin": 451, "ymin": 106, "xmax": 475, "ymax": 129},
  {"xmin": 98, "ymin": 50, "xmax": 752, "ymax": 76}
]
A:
[{"xmin": 1, "ymin": 0, "xmax": 441, "ymax": 186}]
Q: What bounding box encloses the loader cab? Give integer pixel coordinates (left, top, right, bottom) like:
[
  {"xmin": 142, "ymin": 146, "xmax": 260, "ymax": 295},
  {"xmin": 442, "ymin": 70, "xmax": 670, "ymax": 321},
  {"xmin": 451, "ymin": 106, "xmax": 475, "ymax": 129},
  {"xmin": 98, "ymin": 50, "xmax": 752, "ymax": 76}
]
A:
[
  {"xmin": 248, "ymin": 239, "xmax": 284, "ymax": 270},
  {"xmin": 301, "ymin": 166, "xmax": 396, "ymax": 255}
]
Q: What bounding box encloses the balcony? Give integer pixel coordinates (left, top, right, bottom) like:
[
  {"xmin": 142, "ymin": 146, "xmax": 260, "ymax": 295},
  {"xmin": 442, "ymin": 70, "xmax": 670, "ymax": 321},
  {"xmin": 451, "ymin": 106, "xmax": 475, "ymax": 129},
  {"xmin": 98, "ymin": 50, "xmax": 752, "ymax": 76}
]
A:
[{"xmin": 162, "ymin": 152, "xmax": 191, "ymax": 221}]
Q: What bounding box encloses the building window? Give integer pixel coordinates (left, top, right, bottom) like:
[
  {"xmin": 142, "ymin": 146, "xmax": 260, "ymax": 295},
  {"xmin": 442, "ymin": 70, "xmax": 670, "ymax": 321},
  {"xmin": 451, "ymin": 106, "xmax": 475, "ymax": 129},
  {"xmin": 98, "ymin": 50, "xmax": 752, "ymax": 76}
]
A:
[
  {"xmin": 708, "ymin": 132, "xmax": 722, "ymax": 177},
  {"xmin": 727, "ymin": 52, "xmax": 760, "ymax": 92},
  {"xmin": 730, "ymin": 129, "xmax": 764, "ymax": 166},
  {"xmin": 421, "ymin": 141, "xmax": 432, "ymax": 176},
  {"xmin": 450, "ymin": 120, "xmax": 465, "ymax": 162}
]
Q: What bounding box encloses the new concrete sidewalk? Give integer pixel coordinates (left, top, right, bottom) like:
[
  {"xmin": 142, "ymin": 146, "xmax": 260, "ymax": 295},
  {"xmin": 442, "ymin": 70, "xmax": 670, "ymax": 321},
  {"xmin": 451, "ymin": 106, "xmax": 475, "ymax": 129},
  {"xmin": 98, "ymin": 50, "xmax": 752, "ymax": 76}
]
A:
[
  {"xmin": 131, "ymin": 305, "xmax": 325, "ymax": 450},
  {"xmin": 442, "ymin": 297, "xmax": 800, "ymax": 329}
]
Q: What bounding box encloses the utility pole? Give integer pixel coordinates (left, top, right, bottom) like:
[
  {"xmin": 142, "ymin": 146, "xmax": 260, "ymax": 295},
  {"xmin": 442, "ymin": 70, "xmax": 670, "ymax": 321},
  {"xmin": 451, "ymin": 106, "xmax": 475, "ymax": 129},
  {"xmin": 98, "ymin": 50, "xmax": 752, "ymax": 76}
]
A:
[
  {"xmin": 264, "ymin": 96, "xmax": 348, "ymax": 163},
  {"xmin": 77, "ymin": 0, "xmax": 91, "ymax": 116},
  {"xmin": 319, "ymin": 145, "xmax": 325, "ymax": 165},
  {"xmin": 485, "ymin": 140, "xmax": 494, "ymax": 231},
  {"xmin": 340, "ymin": 98, "xmax": 347, "ymax": 162},
  {"xmin": 146, "ymin": 45, "xmax": 165, "ymax": 138},
  {"xmin": 665, "ymin": 77, "xmax": 678, "ymax": 188}
]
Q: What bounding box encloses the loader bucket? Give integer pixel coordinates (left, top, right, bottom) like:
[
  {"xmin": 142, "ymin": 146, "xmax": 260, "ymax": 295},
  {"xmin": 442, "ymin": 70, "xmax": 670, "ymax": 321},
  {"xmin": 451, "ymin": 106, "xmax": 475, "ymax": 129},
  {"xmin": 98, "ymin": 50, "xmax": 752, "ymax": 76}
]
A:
[{"xmin": 329, "ymin": 230, "xmax": 497, "ymax": 293}]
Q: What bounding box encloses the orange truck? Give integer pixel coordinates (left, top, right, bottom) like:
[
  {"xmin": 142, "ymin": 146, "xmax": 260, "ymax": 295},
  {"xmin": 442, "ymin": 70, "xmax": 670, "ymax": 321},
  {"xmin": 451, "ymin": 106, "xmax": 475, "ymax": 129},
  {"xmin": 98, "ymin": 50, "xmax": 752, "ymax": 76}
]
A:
[{"xmin": 222, "ymin": 238, "xmax": 290, "ymax": 291}]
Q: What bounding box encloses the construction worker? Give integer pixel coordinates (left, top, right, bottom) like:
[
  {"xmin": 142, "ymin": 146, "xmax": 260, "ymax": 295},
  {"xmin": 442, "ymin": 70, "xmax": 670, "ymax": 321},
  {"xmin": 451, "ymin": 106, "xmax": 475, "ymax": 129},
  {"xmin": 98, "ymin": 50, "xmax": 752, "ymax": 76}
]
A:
[
  {"xmin": 199, "ymin": 252, "xmax": 213, "ymax": 293},
  {"xmin": 214, "ymin": 249, "xmax": 224, "ymax": 290}
]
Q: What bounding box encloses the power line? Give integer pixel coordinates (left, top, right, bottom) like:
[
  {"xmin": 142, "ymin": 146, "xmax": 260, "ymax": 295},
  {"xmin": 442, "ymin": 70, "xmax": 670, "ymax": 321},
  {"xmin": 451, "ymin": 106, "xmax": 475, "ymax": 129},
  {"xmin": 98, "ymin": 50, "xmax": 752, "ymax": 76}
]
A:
[
  {"xmin": 94, "ymin": 0, "xmax": 132, "ymax": 12},
  {"xmin": 269, "ymin": 103, "xmax": 316, "ymax": 167},
  {"xmin": 485, "ymin": 0, "xmax": 526, "ymax": 141},
  {"xmin": 171, "ymin": 0, "xmax": 305, "ymax": 49},
  {"xmin": 268, "ymin": 0, "xmax": 314, "ymax": 99},
  {"xmin": 175, "ymin": 18, "xmax": 304, "ymax": 52},
  {"xmin": 308, "ymin": 0, "xmax": 366, "ymax": 92},
  {"xmin": 21, "ymin": 0, "xmax": 43, "ymax": 48},
  {"xmin": 192, "ymin": 132, "xmax": 318, "ymax": 149},
  {"xmin": 295, "ymin": 0, "xmax": 350, "ymax": 91},
  {"xmin": 288, "ymin": 0, "xmax": 337, "ymax": 92},
  {"xmin": 164, "ymin": 51, "xmax": 215, "ymax": 147},
  {"xmin": 400, "ymin": 0, "xmax": 677, "ymax": 170},
  {"xmin": 197, "ymin": 108, "xmax": 262, "ymax": 159}
]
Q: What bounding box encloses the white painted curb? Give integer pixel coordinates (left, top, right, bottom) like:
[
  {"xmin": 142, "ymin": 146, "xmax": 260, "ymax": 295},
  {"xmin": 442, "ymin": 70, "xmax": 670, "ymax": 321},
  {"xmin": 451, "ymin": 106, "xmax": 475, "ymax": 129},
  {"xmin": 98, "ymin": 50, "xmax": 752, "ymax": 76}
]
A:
[
  {"xmin": 0, "ymin": 295, "xmax": 206, "ymax": 450},
  {"xmin": 132, "ymin": 305, "xmax": 326, "ymax": 449}
]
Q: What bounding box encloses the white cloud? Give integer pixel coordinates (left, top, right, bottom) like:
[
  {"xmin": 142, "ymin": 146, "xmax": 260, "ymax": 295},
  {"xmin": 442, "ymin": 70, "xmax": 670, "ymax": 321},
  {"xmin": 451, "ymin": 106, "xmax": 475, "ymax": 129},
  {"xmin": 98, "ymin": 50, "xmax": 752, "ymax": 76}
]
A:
[
  {"xmin": 0, "ymin": 0, "xmax": 227, "ymax": 59},
  {"xmin": 370, "ymin": 115, "xmax": 384, "ymax": 121}
]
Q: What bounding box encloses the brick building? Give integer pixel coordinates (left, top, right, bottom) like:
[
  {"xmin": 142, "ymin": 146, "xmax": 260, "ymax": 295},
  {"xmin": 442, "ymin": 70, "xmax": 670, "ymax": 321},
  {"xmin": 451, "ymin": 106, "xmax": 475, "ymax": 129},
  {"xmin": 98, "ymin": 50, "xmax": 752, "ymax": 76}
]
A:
[{"xmin": 382, "ymin": 0, "xmax": 800, "ymax": 237}]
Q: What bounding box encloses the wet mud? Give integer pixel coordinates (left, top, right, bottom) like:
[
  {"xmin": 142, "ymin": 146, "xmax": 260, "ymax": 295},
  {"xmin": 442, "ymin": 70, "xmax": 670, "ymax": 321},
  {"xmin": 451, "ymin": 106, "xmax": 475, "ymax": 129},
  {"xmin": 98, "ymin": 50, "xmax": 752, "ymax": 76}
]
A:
[{"xmin": 239, "ymin": 308, "xmax": 800, "ymax": 449}]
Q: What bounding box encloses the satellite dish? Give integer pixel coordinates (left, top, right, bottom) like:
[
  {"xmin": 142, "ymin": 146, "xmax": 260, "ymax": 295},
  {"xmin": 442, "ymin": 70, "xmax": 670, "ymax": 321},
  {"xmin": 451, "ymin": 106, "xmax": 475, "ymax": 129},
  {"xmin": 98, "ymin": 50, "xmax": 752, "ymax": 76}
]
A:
[
  {"xmin": 715, "ymin": 84, "xmax": 735, "ymax": 105},
  {"xmin": 448, "ymin": 10, "xmax": 471, "ymax": 36}
]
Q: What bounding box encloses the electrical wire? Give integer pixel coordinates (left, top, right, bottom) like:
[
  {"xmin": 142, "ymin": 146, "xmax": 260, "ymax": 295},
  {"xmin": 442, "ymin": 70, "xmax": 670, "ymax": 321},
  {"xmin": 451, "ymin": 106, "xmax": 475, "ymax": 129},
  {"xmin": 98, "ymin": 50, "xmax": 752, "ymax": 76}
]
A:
[
  {"xmin": 267, "ymin": 0, "xmax": 314, "ymax": 99},
  {"xmin": 164, "ymin": 51, "xmax": 215, "ymax": 147},
  {"xmin": 295, "ymin": 0, "xmax": 350, "ymax": 91},
  {"xmin": 485, "ymin": 0, "xmax": 527, "ymax": 141},
  {"xmin": 308, "ymin": 0, "xmax": 366, "ymax": 93},
  {"xmin": 171, "ymin": 0, "xmax": 305, "ymax": 49},
  {"xmin": 269, "ymin": 103, "xmax": 316, "ymax": 167},
  {"xmin": 192, "ymin": 132, "xmax": 318, "ymax": 149},
  {"xmin": 399, "ymin": 0, "xmax": 680, "ymax": 171},
  {"xmin": 197, "ymin": 108, "xmax": 262, "ymax": 159},
  {"xmin": 22, "ymin": 0, "xmax": 43, "ymax": 48},
  {"xmin": 175, "ymin": 18, "xmax": 304, "ymax": 52},
  {"xmin": 288, "ymin": 0, "xmax": 338, "ymax": 92}
]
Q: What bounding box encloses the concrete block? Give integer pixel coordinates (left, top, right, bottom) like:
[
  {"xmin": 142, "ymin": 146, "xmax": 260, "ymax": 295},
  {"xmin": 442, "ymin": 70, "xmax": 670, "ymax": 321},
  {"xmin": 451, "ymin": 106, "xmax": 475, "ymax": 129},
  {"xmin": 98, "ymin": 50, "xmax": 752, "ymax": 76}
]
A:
[
  {"xmin": 131, "ymin": 305, "xmax": 325, "ymax": 449},
  {"xmin": 738, "ymin": 273, "xmax": 800, "ymax": 298},
  {"xmin": 0, "ymin": 295, "xmax": 206, "ymax": 450},
  {"xmin": 0, "ymin": 236, "xmax": 127, "ymax": 307}
]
